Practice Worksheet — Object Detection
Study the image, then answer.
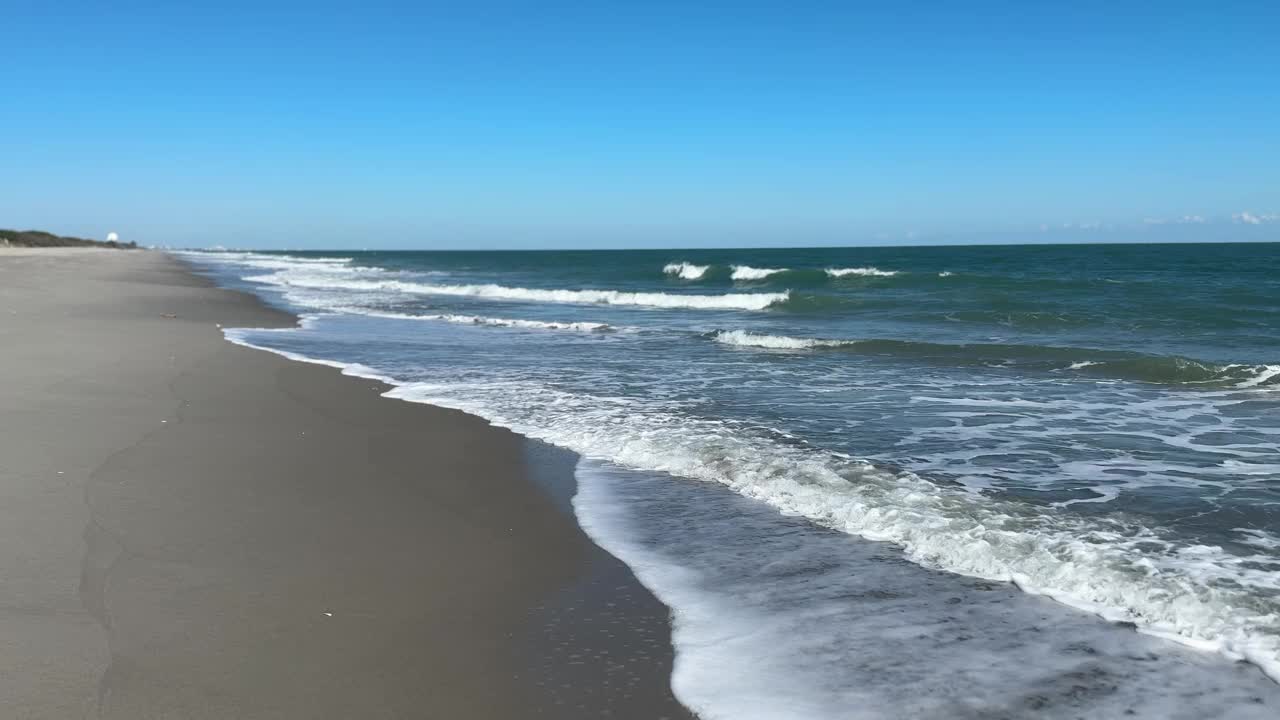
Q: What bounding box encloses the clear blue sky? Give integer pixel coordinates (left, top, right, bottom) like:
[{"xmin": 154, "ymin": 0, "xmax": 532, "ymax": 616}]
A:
[{"xmin": 4, "ymin": 1, "xmax": 1278, "ymax": 249}]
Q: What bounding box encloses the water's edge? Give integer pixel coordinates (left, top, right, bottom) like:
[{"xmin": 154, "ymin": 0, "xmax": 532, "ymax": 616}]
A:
[
  {"xmin": 178, "ymin": 250, "xmax": 1280, "ymax": 719},
  {"xmin": 170, "ymin": 254, "xmax": 697, "ymax": 717}
]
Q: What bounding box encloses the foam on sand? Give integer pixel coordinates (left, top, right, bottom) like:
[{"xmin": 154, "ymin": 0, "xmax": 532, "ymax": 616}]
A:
[
  {"xmin": 190, "ymin": 248, "xmax": 1280, "ymax": 691},
  {"xmin": 375, "ymin": 375, "xmax": 1280, "ymax": 685},
  {"xmin": 572, "ymin": 460, "xmax": 1280, "ymax": 720}
]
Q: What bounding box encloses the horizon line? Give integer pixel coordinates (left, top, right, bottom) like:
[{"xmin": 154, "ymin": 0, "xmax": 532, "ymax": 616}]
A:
[{"xmin": 174, "ymin": 238, "xmax": 1280, "ymax": 253}]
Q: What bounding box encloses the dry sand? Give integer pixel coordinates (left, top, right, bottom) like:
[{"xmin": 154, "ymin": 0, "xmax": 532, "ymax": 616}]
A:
[{"xmin": 0, "ymin": 248, "xmax": 692, "ymax": 719}]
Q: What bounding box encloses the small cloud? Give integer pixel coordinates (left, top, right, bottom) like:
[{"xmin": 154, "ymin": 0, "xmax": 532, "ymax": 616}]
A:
[
  {"xmin": 1232, "ymin": 211, "xmax": 1277, "ymax": 225},
  {"xmin": 1144, "ymin": 215, "xmax": 1204, "ymax": 226},
  {"xmin": 1035, "ymin": 223, "xmax": 1087, "ymax": 232}
]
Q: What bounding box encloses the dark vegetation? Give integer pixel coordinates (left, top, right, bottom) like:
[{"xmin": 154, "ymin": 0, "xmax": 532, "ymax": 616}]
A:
[{"xmin": 0, "ymin": 229, "xmax": 137, "ymax": 249}]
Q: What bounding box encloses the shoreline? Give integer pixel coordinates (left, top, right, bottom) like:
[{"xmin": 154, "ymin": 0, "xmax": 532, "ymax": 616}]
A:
[
  {"xmin": 191, "ymin": 247, "xmax": 1280, "ymax": 715},
  {"xmin": 0, "ymin": 248, "xmax": 692, "ymax": 719}
]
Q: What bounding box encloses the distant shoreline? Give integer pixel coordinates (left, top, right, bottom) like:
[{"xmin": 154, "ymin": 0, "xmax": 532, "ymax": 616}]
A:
[{"xmin": 0, "ymin": 228, "xmax": 136, "ymax": 249}]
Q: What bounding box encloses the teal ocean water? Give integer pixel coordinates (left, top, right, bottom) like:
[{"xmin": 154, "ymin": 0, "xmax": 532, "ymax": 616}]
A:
[{"xmin": 185, "ymin": 243, "xmax": 1280, "ymax": 718}]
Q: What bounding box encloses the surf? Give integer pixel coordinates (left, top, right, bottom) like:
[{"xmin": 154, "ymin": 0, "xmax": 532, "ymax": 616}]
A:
[
  {"xmin": 663, "ymin": 262, "xmax": 711, "ymax": 280},
  {"xmin": 245, "ymin": 269, "xmax": 789, "ymax": 311},
  {"xmin": 711, "ymin": 331, "xmax": 1280, "ymax": 388}
]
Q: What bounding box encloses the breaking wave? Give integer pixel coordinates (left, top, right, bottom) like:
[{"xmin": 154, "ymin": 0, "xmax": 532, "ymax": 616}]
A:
[
  {"xmin": 219, "ymin": 326, "xmax": 1280, "ymax": 686},
  {"xmin": 335, "ymin": 307, "xmax": 613, "ymax": 332},
  {"xmin": 713, "ymin": 330, "xmax": 852, "ymax": 349},
  {"xmin": 176, "ymin": 250, "xmax": 354, "ymax": 268},
  {"xmin": 250, "ymin": 273, "xmax": 788, "ymax": 311},
  {"xmin": 826, "ymin": 266, "xmax": 899, "ymax": 277},
  {"xmin": 730, "ymin": 265, "xmax": 789, "ymax": 281},
  {"xmin": 664, "ymin": 262, "xmax": 710, "ymax": 280},
  {"xmin": 182, "ymin": 244, "xmax": 1280, "ymax": 690}
]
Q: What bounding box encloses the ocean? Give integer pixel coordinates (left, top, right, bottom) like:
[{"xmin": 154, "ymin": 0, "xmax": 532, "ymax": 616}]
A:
[{"xmin": 183, "ymin": 243, "xmax": 1280, "ymax": 718}]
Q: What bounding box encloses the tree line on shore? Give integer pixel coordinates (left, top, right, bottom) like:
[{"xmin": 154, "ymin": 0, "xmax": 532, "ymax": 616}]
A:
[{"xmin": 0, "ymin": 229, "xmax": 136, "ymax": 249}]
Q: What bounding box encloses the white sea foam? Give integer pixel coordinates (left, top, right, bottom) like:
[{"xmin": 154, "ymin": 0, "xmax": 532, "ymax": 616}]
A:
[
  {"xmin": 341, "ymin": 308, "xmax": 613, "ymax": 332},
  {"xmin": 713, "ymin": 330, "xmax": 850, "ymax": 349},
  {"xmin": 218, "ymin": 317, "xmax": 1280, "ymax": 716},
  {"xmin": 826, "ymin": 266, "xmax": 899, "ymax": 277},
  {"xmin": 191, "ymin": 248, "xmax": 1280, "ymax": 690},
  {"xmin": 376, "ymin": 377, "xmax": 1280, "ymax": 685},
  {"xmin": 251, "ymin": 273, "xmax": 788, "ymax": 311},
  {"xmin": 222, "ymin": 328, "xmax": 397, "ymax": 385},
  {"xmin": 269, "ymin": 295, "xmax": 617, "ymax": 332},
  {"xmin": 1236, "ymin": 529, "xmax": 1280, "ymax": 551},
  {"xmin": 730, "ymin": 265, "xmax": 787, "ymax": 280},
  {"xmin": 574, "ymin": 461, "xmax": 1280, "ymax": 719},
  {"xmin": 178, "ymin": 250, "xmax": 355, "ymax": 268},
  {"xmin": 664, "ymin": 262, "xmax": 710, "ymax": 280},
  {"xmin": 184, "ymin": 250, "xmax": 787, "ymax": 311},
  {"xmin": 220, "ymin": 319, "xmax": 1280, "ymax": 687},
  {"xmin": 938, "ymin": 271, "xmax": 954, "ymax": 277},
  {"xmin": 1235, "ymin": 364, "xmax": 1280, "ymax": 388}
]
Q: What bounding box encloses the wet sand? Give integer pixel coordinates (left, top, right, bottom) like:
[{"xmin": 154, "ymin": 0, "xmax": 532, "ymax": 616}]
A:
[{"xmin": 0, "ymin": 248, "xmax": 692, "ymax": 719}]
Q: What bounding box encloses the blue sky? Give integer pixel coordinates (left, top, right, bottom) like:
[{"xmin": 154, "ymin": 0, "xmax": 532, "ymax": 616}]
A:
[{"xmin": 4, "ymin": 1, "xmax": 1278, "ymax": 249}]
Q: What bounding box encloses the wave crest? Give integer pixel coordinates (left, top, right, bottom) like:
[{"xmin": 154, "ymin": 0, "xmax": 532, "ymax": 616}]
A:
[
  {"xmin": 664, "ymin": 262, "xmax": 710, "ymax": 280},
  {"xmin": 375, "ymin": 376, "xmax": 1280, "ymax": 684},
  {"xmin": 826, "ymin": 266, "xmax": 899, "ymax": 277},
  {"xmin": 253, "ymin": 274, "xmax": 788, "ymax": 311},
  {"xmin": 713, "ymin": 330, "xmax": 851, "ymax": 349},
  {"xmin": 730, "ymin": 265, "xmax": 789, "ymax": 280},
  {"xmin": 350, "ymin": 309, "xmax": 613, "ymax": 332}
]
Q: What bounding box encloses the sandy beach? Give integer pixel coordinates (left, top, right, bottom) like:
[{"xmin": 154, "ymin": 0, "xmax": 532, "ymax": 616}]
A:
[{"xmin": 0, "ymin": 248, "xmax": 692, "ymax": 719}]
